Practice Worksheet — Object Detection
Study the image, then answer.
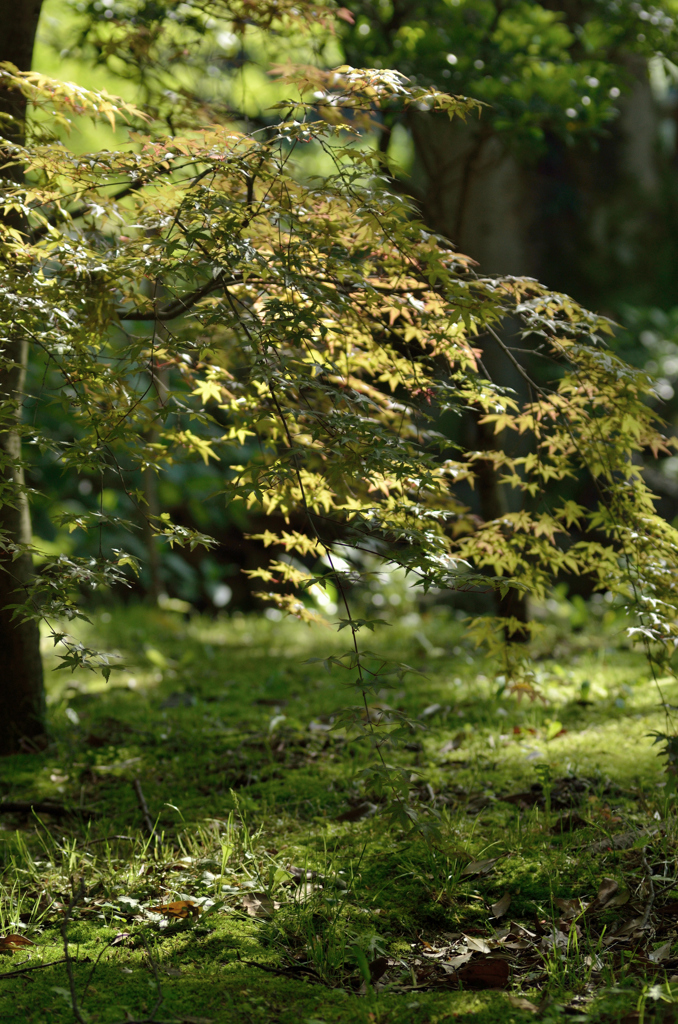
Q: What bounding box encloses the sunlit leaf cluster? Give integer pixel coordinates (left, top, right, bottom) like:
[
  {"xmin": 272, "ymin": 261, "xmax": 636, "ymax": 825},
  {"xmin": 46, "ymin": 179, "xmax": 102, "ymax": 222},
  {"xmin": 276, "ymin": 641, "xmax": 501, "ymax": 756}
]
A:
[{"xmin": 1, "ymin": 39, "xmax": 677, "ymax": 702}]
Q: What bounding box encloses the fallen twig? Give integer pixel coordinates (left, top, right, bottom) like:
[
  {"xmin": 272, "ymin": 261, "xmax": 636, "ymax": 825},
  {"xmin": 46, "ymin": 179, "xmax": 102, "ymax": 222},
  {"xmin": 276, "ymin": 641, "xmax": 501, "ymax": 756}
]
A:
[
  {"xmin": 106, "ymin": 936, "xmax": 172, "ymax": 1024},
  {"xmin": 640, "ymin": 846, "xmax": 656, "ymax": 931},
  {"xmin": 133, "ymin": 779, "xmax": 156, "ymax": 840},
  {"xmin": 81, "ymin": 932, "xmax": 129, "ymax": 1005},
  {"xmin": 61, "ymin": 880, "xmax": 87, "ymax": 1024},
  {"xmin": 141, "ymin": 934, "xmax": 165, "ymax": 1021},
  {"xmin": 237, "ymin": 953, "xmax": 326, "ymax": 985},
  {"xmin": 78, "ymin": 834, "xmax": 134, "ymax": 848},
  {"xmin": 61, "ymin": 882, "xmax": 162, "ymax": 1024},
  {"xmin": 0, "ymin": 800, "xmax": 96, "ymax": 819},
  {"xmin": 0, "ymin": 957, "xmax": 68, "ymax": 980}
]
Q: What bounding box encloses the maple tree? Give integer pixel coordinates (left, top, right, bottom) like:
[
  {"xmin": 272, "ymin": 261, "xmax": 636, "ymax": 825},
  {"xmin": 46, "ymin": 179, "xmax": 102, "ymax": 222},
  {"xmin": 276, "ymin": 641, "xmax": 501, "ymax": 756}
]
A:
[{"xmin": 1, "ymin": 1, "xmax": 677, "ymax": 775}]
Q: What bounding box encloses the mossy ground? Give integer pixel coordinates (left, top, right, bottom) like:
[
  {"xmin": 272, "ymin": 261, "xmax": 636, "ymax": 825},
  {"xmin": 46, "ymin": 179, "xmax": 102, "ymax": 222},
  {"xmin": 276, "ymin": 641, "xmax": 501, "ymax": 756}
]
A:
[{"xmin": 1, "ymin": 602, "xmax": 677, "ymax": 1023}]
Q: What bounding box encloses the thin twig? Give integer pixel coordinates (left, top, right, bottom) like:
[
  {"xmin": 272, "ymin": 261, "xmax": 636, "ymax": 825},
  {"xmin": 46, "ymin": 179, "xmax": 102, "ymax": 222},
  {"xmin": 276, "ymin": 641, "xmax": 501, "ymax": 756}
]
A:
[
  {"xmin": 237, "ymin": 953, "xmax": 326, "ymax": 985},
  {"xmin": 142, "ymin": 934, "xmax": 165, "ymax": 1021},
  {"xmin": 61, "ymin": 880, "xmax": 87, "ymax": 1024},
  {"xmin": 0, "ymin": 957, "xmax": 68, "ymax": 980},
  {"xmin": 0, "ymin": 800, "xmax": 96, "ymax": 819},
  {"xmin": 640, "ymin": 846, "xmax": 656, "ymax": 931},
  {"xmin": 133, "ymin": 779, "xmax": 156, "ymax": 840},
  {"xmin": 81, "ymin": 932, "xmax": 128, "ymax": 1005},
  {"xmin": 118, "ymin": 270, "xmax": 244, "ymax": 321},
  {"xmin": 78, "ymin": 835, "xmax": 134, "ymax": 848}
]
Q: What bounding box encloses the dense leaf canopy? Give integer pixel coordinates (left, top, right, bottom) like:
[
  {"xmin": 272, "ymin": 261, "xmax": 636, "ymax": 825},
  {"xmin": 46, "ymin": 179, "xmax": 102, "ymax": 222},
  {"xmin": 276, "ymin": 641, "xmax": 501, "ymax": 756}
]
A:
[{"xmin": 2, "ymin": 33, "xmax": 678, "ymax": 710}]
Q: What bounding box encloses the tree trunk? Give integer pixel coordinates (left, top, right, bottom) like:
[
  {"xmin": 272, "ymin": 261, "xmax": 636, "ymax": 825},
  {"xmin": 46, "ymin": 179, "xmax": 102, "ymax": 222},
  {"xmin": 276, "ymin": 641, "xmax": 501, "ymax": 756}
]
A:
[
  {"xmin": 406, "ymin": 82, "xmax": 661, "ymax": 634},
  {"xmin": 407, "ymin": 112, "xmax": 540, "ymax": 277},
  {"xmin": 473, "ymin": 413, "xmax": 530, "ymax": 642},
  {"xmin": 0, "ymin": 0, "xmax": 46, "ymax": 753},
  {"xmin": 142, "ymin": 361, "xmax": 169, "ymax": 604},
  {"xmin": 408, "ymin": 112, "xmax": 534, "ymax": 633}
]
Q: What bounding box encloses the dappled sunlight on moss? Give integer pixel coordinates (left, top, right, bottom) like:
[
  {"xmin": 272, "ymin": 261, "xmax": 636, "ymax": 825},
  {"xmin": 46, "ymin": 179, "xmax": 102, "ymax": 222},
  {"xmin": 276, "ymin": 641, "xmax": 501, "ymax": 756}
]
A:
[{"xmin": 2, "ymin": 605, "xmax": 677, "ymax": 1021}]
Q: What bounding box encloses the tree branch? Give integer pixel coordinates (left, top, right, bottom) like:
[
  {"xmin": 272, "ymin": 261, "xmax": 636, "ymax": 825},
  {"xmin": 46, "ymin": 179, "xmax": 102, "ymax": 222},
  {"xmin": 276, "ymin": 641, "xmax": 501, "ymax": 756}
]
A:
[
  {"xmin": 117, "ymin": 272, "xmax": 243, "ymax": 321},
  {"xmin": 31, "ymin": 160, "xmax": 207, "ymax": 242}
]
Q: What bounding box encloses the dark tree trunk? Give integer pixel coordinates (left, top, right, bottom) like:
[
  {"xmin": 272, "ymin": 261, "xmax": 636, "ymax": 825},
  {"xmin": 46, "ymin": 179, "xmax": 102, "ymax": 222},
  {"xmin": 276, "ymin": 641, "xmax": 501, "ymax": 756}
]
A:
[
  {"xmin": 473, "ymin": 415, "xmax": 530, "ymax": 642},
  {"xmin": 404, "ymin": 75, "xmax": 660, "ymax": 635},
  {"xmin": 407, "ymin": 112, "xmax": 534, "ymax": 634},
  {"xmin": 407, "ymin": 113, "xmax": 540, "ymax": 278},
  {"xmin": 0, "ymin": 0, "xmax": 46, "ymax": 753}
]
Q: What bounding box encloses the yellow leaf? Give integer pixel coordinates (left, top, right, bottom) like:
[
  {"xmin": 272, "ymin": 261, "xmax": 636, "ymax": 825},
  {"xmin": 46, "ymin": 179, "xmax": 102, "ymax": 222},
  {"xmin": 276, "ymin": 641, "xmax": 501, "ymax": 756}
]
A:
[
  {"xmin": 148, "ymin": 900, "xmax": 199, "ymax": 919},
  {"xmin": 192, "ymin": 380, "xmax": 223, "ymax": 404}
]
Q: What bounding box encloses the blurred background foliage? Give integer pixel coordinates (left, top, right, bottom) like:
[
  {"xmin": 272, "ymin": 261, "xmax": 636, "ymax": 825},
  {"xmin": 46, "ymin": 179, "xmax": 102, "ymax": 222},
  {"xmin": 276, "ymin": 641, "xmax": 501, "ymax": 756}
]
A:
[{"xmin": 25, "ymin": 0, "xmax": 678, "ymax": 616}]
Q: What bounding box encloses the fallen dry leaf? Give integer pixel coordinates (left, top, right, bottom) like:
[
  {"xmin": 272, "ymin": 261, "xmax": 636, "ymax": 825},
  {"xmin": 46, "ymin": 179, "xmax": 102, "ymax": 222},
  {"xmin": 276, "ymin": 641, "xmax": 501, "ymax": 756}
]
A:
[
  {"xmin": 0, "ymin": 934, "xmax": 34, "ymax": 953},
  {"xmin": 465, "ymin": 935, "xmax": 492, "ymax": 954},
  {"xmin": 555, "ymin": 897, "xmax": 586, "ymax": 919},
  {"xmin": 585, "ymin": 877, "xmax": 619, "ymax": 915},
  {"xmin": 603, "ymin": 916, "xmax": 645, "ymax": 941},
  {"xmin": 587, "ymin": 831, "xmax": 649, "ymax": 854},
  {"xmin": 507, "ymin": 995, "xmax": 539, "ymax": 1013},
  {"xmin": 650, "ymin": 940, "xmax": 673, "ymax": 963},
  {"xmin": 595, "ymin": 877, "xmax": 619, "ymax": 904},
  {"xmin": 490, "ymin": 892, "xmax": 511, "ymax": 919},
  {"xmin": 605, "ymin": 890, "xmax": 630, "ymax": 909},
  {"xmin": 334, "ymin": 802, "xmax": 378, "ymax": 823},
  {"xmin": 241, "ymin": 893, "xmax": 280, "ymax": 918},
  {"xmin": 540, "ymin": 928, "xmax": 569, "ymax": 951},
  {"xmin": 461, "ymin": 857, "xmax": 498, "ymax": 878},
  {"xmin": 448, "ymin": 952, "xmax": 473, "ymax": 969},
  {"xmin": 148, "ymin": 900, "xmax": 199, "ymax": 919},
  {"xmin": 456, "ymin": 957, "xmax": 509, "ymax": 990}
]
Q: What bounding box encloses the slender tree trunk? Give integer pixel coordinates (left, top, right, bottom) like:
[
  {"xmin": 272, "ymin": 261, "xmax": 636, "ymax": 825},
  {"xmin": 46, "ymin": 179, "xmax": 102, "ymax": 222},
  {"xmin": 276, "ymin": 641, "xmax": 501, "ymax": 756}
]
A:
[
  {"xmin": 142, "ymin": 465, "xmax": 162, "ymax": 604},
  {"xmin": 0, "ymin": 0, "xmax": 46, "ymax": 752},
  {"xmin": 142, "ymin": 361, "xmax": 169, "ymax": 604},
  {"xmin": 473, "ymin": 415, "xmax": 530, "ymax": 641},
  {"xmin": 407, "ymin": 112, "xmax": 540, "ymax": 277},
  {"xmin": 407, "ymin": 112, "xmax": 535, "ymax": 634}
]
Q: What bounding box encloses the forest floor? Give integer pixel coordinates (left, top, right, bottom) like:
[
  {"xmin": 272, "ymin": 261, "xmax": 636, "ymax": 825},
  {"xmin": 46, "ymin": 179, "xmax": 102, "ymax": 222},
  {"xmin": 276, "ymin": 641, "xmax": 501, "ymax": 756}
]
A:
[{"xmin": 1, "ymin": 600, "xmax": 678, "ymax": 1024}]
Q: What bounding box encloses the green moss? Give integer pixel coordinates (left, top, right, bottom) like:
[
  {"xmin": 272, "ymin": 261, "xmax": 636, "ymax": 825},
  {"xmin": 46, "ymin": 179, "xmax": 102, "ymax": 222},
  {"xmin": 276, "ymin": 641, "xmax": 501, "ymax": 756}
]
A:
[{"xmin": 0, "ymin": 604, "xmax": 675, "ymax": 1021}]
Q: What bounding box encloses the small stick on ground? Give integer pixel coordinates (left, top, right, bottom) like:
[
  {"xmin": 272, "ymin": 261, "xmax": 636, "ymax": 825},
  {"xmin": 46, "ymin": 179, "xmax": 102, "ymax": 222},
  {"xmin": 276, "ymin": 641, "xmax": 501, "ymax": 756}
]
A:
[
  {"xmin": 78, "ymin": 834, "xmax": 134, "ymax": 848},
  {"xmin": 0, "ymin": 801, "xmax": 96, "ymax": 819},
  {"xmin": 640, "ymin": 846, "xmax": 656, "ymax": 931},
  {"xmin": 61, "ymin": 879, "xmax": 87, "ymax": 1024},
  {"xmin": 0, "ymin": 958, "xmax": 68, "ymax": 980},
  {"xmin": 133, "ymin": 779, "xmax": 156, "ymax": 842},
  {"xmin": 142, "ymin": 934, "xmax": 165, "ymax": 1021}
]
